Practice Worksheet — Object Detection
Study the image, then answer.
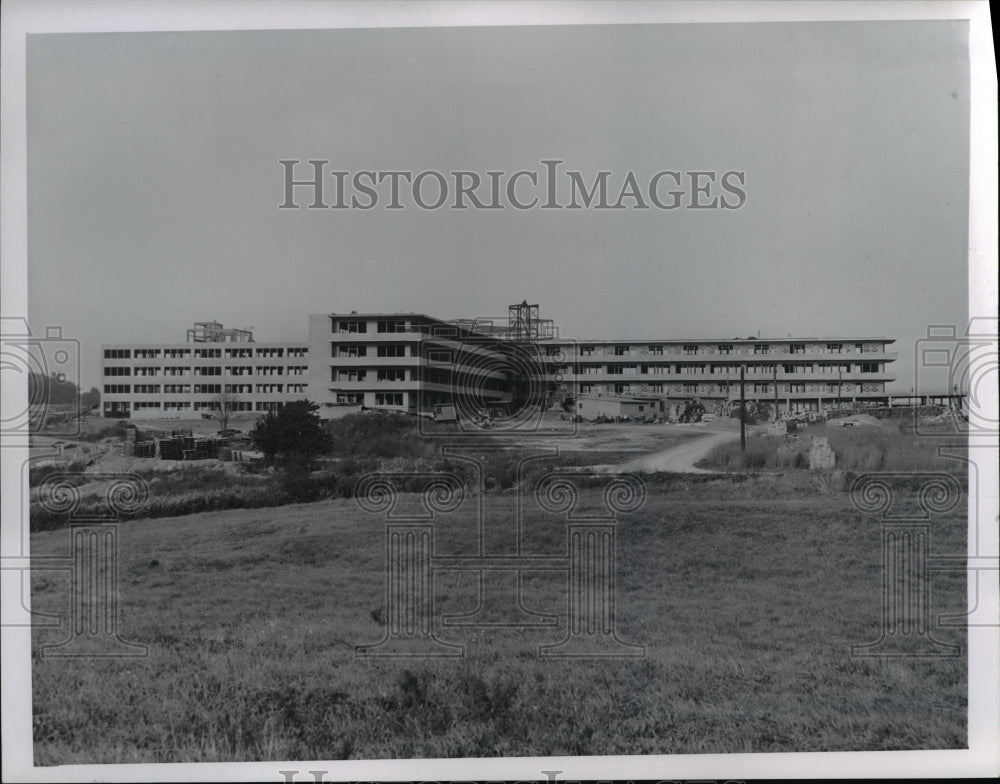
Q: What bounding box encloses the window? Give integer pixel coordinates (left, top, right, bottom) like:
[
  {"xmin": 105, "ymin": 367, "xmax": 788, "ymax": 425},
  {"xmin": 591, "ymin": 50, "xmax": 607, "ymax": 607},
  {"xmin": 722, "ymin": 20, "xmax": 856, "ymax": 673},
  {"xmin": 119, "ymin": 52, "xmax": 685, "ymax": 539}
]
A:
[
  {"xmin": 134, "ymin": 366, "xmax": 160, "ymax": 376},
  {"xmin": 103, "ymin": 384, "xmax": 130, "ymax": 394},
  {"xmin": 103, "ymin": 349, "xmax": 131, "ymax": 359},
  {"xmin": 224, "ymin": 384, "xmax": 252, "ymax": 394},
  {"xmin": 255, "ymin": 383, "xmax": 283, "ymax": 394},
  {"xmin": 133, "ymin": 384, "xmax": 161, "ymax": 394},
  {"xmin": 337, "ymin": 369, "xmax": 366, "ymax": 382},
  {"xmin": 579, "ymin": 345, "xmax": 594, "ymax": 356},
  {"xmin": 860, "ymin": 362, "xmax": 879, "ymax": 373},
  {"xmin": 193, "ymin": 384, "xmax": 222, "ymax": 394},
  {"xmin": 788, "ymin": 382, "xmax": 806, "ymax": 393},
  {"xmin": 753, "ymin": 382, "xmax": 771, "ymax": 393},
  {"xmin": 165, "ymin": 348, "xmax": 191, "ymax": 359},
  {"xmin": 580, "ymin": 384, "xmax": 594, "ymax": 394},
  {"xmin": 287, "ymin": 347, "xmax": 308, "ymax": 358},
  {"xmin": 606, "ymin": 364, "xmax": 623, "ymax": 375},
  {"xmin": 375, "ymin": 392, "xmax": 404, "ymax": 406},
  {"xmin": 255, "ymin": 347, "xmax": 284, "ymax": 358},
  {"xmin": 614, "ymin": 344, "xmax": 631, "ymax": 356},
  {"xmin": 287, "ymin": 383, "xmax": 306, "ymax": 394},
  {"xmin": 753, "ymin": 343, "xmax": 770, "ymax": 354},
  {"xmin": 683, "ymin": 344, "xmax": 699, "ymax": 355},
  {"xmin": 194, "ymin": 348, "xmax": 221, "ymax": 358},
  {"xmin": 103, "ymin": 367, "xmax": 131, "ymax": 376},
  {"xmin": 194, "ymin": 366, "xmax": 221, "ymax": 376},
  {"xmin": 377, "ymin": 320, "xmax": 406, "ymax": 333},
  {"xmin": 338, "ymin": 320, "xmax": 367, "ymax": 334},
  {"xmin": 826, "ymin": 343, "xmax": 843, "ymax": 353},
  {"xmin": 164, "ymin": 384, "xmax": 191, "ymax": 394},
  {"xmin": 377, "ymin": 368, "xmax": 407, "ymax": 382},
  {"xmin": 648, "ymin": 345, "xmax": 664, "ymax": 355},
  {"xmin": 163, "ymin": 401, "xmax": 191, "ymax": 411},
  {"xmin": 225, "ymin": 347, "xmax": 253, "ymax": 358},
  {"xmin": 337, "ymin": 344, "xmax": 367, "ymax": 358},
  {"xmin": 683, "ymin": 382, "xmax": 698, "ymax": 392},
  {"xmin": 337, "ymin": 393, "xmax": 363, "ymax": 404},
  {"xmin": 377, "ymin": 344, "xmax": 407, "ymax": 358},
  {"xmin": 650, "ymin": 383, "xmax": 663, "ymax": 393},
  {"xmin": 134, "ymin": 348, "xmax": 160, "ymax": 359},
  {"xmin": 790, "ymin": 344, "xmax": 806, "ymax": 354},
  {"xmin": 256, "ymin": 366, "xmax": 283, "ymax": 376},
  {"xmin": 717, "ymin": 344, "xmax": 733, "ymax": 355}
]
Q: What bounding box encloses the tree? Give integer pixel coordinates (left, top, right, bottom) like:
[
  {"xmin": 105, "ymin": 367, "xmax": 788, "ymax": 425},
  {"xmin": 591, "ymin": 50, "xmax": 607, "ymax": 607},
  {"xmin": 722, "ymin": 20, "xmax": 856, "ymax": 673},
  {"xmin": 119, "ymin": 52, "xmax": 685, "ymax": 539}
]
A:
[
  {"xmin": 250, "ymin": 400, "xmax": 331, "ymax": 468},
  {"xmin": 212, "ymin": 390, "xmax": 243, "ymax": 433}
]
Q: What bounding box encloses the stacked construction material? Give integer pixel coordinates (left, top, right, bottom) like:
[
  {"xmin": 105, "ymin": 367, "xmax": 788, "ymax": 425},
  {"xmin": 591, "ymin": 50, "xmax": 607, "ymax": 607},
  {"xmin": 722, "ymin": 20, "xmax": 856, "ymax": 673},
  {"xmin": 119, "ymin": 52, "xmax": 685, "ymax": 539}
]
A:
[
  {"xmin": 132, "ymin": 441, "xmax": 156, "ymax": 458},
  {"xmin": 124, "ymin": 426, "xmax": 158, "ymax": 458},
  {"xmin": 157, "ymin": 435, "xmax": 228, "ymax": 461}
]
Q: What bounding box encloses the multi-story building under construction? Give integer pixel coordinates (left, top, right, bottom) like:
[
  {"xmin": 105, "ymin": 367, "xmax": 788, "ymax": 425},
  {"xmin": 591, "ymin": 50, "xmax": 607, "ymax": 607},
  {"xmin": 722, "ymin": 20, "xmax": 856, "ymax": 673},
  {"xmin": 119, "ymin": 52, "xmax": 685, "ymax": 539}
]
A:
[{"xmin": 100, "ymin": 308, "xmax": 898, "ymax": 420}]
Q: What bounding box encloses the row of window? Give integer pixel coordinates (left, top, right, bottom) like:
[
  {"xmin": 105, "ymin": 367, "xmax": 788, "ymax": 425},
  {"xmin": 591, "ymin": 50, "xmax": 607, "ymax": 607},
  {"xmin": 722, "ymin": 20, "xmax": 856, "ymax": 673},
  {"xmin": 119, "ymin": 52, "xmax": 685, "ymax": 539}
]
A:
[
  {"xmin": 334, "ymin": 344, "xmax": 410, "ymax": 358},
  {"xmin": 103, "ymin": 384, "xmax": 307, "ymax": 395},
  {"xmin": 108, "ymin": 365, "xmax": 308, "ymax": 376},
  {"xmin": 582, "ymin": 361, "xmax": 882, "ymax": 376},
  {"xmin": 575, "ymin": 381, "xmax": 885, "ymax": 395},
  {"xmin": 104, "ymin": 347, "xmax": 307, "ymax": 360},
  {"xmin": 335, "ymin": 369, "xmax": 409, "ymax": 382},
  {"xmin": 333, "ymin": 319, "xmax": 418, "ymax": 334},
  {"xmin": 576, "ymin": 342, "xmax": 883, "ymax": 356},
  {"xmin": 117, "ymin": 401, "xmax": 291, "ymax": 412}
]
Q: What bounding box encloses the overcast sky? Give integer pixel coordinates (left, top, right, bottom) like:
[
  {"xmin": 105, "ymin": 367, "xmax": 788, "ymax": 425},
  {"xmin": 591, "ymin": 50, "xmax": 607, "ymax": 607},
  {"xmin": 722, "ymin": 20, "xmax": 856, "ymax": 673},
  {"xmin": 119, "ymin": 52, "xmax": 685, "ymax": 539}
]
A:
[{"xmin": 26, "ymin": 21, "xmax": 970, "ymax": 391}]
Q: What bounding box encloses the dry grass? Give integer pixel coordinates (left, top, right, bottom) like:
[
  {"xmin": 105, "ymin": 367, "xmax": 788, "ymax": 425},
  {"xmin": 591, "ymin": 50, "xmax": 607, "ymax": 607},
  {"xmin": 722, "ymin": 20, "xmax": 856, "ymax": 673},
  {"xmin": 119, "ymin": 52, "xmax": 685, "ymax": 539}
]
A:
[
  {"xmin": 30, "ymin": 476, "xmax": 967, "ymax": 763},
  {"xmin": 698, "ymin": 422, "xmax": 965, "ymax": 472}
]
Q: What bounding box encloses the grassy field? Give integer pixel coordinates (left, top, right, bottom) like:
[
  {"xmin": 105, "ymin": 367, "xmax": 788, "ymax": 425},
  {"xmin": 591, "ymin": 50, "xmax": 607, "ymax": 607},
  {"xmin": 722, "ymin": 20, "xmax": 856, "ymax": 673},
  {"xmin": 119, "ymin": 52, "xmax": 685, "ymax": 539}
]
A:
[
  {"xmin": 30, "ymin": 471, "xmax": 967, "ymax": 763},
  {"xmin": 697, "ymin": 420, "xmax": 966, "ymax": 472}
]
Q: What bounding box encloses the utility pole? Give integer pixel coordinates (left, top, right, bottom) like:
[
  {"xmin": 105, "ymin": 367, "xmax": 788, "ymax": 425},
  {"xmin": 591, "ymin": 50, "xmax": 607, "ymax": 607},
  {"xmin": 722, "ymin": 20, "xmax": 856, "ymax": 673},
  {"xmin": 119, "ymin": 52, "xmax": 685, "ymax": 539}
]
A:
[
  {"xmin": 773, "ymin": 362, "xmax": 779, "ymax": 421},
  {"xmin": 740, "ymin": 362, "xmax": 746, "ymax": 451}
]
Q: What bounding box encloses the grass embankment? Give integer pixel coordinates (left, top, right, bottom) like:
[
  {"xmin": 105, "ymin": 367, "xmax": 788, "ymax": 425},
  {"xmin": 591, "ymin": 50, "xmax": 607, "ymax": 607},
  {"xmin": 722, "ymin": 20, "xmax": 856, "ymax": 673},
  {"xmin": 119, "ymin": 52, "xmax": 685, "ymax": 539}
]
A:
[
  {"xmin": 698, "ymin": 421, "xmax": 965, "ymax": 472},
  {"xmin": 31, "ymin": 474, "xmax": 967, "ymax": 763}
]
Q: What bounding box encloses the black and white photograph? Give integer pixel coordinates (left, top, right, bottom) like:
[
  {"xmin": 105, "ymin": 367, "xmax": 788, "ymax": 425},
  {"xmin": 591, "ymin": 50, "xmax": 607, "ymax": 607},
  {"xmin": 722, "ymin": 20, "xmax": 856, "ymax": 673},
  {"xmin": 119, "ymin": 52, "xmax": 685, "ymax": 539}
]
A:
[{"xmin": 1, "ymin": 1, "xmax": 997, "ymax": 781}]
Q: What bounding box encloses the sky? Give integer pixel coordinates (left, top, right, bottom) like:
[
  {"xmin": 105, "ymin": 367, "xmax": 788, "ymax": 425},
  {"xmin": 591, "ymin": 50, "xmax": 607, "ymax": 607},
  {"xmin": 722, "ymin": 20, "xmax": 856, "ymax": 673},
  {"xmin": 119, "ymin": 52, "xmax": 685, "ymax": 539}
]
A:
[{"xmin": 25, "ymin": 21, "xmax": 971, "ymax": 391}]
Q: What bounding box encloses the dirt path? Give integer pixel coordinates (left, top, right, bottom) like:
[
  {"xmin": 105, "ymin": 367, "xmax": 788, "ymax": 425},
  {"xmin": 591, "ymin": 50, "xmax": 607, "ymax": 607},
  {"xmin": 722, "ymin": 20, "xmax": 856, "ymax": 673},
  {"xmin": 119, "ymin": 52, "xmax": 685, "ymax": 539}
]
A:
[{"xmin": 593, "ymin": 427, "xmax": 741, "ymax": 474}]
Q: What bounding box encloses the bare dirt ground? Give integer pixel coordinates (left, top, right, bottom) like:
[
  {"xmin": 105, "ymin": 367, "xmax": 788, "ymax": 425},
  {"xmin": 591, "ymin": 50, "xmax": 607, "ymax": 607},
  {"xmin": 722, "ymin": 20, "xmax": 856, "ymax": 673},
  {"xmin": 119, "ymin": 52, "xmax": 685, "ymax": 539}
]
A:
[{"xmin": 598, "ymin": 427, "xmax": 743, "ymax": 474}]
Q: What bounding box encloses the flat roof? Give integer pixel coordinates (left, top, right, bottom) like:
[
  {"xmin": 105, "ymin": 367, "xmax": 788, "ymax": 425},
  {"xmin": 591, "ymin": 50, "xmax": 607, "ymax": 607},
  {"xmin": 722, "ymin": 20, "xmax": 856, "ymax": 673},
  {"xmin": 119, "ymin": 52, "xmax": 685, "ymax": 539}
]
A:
[{"xmin": 557, "ymin": 337, "xmax": 895, "ymax": 344}]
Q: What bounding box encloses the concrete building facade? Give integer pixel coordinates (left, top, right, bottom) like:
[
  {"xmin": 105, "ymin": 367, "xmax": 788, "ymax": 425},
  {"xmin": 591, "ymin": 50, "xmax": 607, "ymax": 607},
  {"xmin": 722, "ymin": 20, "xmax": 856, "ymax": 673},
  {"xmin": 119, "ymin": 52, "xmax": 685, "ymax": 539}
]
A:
[
  {"xmin": 307, "ymin": 312, "xmax": 513, "ymax": 418},
  {"xmin": 100, "ymin": 312, "xmax": 898, "ymax": 421},
  {"xmin": 548, "ymin": 336, "xmax": 897, "ymax": 414},
  {"xmin": 100, "ymin": 322, "xmax": 309, "ymax": 420}
]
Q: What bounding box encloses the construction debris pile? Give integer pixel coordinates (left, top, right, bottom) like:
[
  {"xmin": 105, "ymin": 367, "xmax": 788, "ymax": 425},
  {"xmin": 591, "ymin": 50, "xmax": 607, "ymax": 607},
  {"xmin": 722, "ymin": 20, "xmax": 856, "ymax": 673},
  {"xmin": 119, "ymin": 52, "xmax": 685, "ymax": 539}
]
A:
[{"xmin": 124, "ymin": 426, "xmax": 244, "ymax": 462}]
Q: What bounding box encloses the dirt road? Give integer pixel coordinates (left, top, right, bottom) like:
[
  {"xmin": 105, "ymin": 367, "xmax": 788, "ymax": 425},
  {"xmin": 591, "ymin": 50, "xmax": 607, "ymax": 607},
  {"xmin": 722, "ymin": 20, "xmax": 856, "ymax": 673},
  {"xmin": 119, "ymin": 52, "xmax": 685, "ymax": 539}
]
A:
[{"xmin": 594, "ymin": 427, "xmax": 741, "ymax": 474}]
